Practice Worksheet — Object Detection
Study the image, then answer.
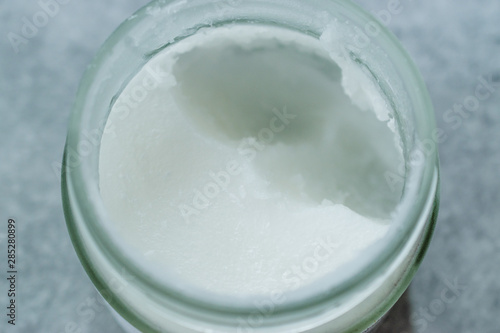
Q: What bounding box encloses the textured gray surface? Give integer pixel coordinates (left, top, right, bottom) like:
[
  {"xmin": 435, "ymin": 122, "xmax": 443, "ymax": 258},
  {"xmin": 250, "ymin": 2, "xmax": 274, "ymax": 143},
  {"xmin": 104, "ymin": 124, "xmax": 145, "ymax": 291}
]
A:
[{"xmin": 0, "ymin": 1, "xmax": 499, "ymax": 332}]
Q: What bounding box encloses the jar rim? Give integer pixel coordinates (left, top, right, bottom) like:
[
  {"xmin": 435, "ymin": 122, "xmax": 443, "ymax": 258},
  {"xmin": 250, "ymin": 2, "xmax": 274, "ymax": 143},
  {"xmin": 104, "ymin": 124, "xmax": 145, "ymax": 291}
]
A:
[{"xmin": 63, "ymin": 0, "xmax": 439, "ymax": 326}]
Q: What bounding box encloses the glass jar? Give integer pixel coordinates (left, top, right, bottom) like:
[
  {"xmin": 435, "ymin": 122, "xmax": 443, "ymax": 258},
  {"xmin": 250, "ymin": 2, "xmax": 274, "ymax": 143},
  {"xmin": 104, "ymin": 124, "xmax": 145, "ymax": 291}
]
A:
[{"xmin": 62, "ymin": 0, "xmax": 440, "ymax": 332}]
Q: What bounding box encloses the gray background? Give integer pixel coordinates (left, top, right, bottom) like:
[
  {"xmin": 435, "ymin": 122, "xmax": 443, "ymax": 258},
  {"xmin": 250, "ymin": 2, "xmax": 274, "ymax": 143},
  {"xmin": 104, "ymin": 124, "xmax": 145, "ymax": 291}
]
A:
[{"xmin": 0, "ymin": 1, "xmax": 499, "ymax": 332}]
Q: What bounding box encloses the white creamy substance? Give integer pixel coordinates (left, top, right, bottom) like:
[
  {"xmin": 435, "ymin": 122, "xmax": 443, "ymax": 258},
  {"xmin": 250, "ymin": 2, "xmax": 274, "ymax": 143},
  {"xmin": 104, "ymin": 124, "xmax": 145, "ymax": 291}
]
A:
[{"xmin": 99, "ymin": 25, "xmax": 403, "ymax": 296}]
